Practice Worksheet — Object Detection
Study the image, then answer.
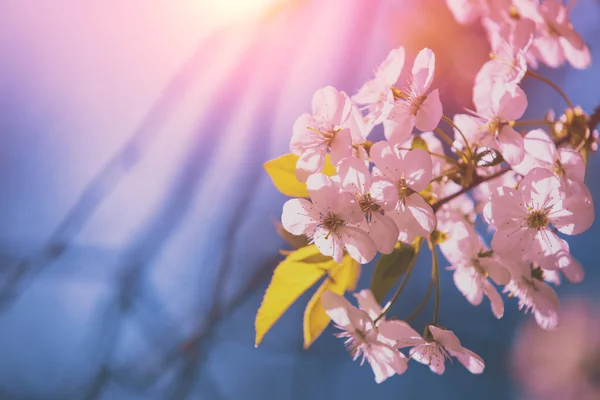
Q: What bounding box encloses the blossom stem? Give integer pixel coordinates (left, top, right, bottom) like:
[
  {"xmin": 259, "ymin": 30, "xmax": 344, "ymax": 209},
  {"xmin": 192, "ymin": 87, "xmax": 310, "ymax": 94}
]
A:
[
  {"xmin": 442, "ymin": 115, "xmax": 473, "ymax": 158},
  {"xmin": 396, "ymin": 146, "xmax": 459, "ymax": 165},
  {"xmin": 430, "ymin": 240, "xmax": 441, "ymax": 325},
  {"xmin": 374, "ymin": 238, "xmax": 424, "ymax": 323},
  {"xmin": 404, "ymin": 271, "xmax": 434, "ymax": 323},
  {"xmin": 432, "ymin": 167, "xmax": 511, "ymax": 212},
  {"xmin": 526, "ymin": 70, "xmax": 575, "ymax": 109}
]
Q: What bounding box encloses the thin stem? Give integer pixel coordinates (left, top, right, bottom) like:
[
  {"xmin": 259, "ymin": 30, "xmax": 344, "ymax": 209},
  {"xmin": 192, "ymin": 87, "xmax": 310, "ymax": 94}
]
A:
[
  {"xmin": 432, "ymin": 167, "xmax": 511, "ymax": 212},
  {"xmin": 396, "ymin": 146, "xmax": 459, "ymax": 165},
  {"xmin": 374, "ymin": 238, "xmax": 424, "ymax": 323},
  {"xmin": 433, "ymin": 127, "xmax": 455, "ymax": 147},
  {"xmin": 526, "ymin": 70, "xmax": 575, "ymax": 109},
  {"xmin": 404, "ymin": 272, "xmax": 434, "ymax": 323},
  {"xmin": 430, "ymin": 240, "xmax": 441, "ymax": 325},
  {"xmin": 442, "ymin": 115, "xmax": 473, "ymax": 158}
]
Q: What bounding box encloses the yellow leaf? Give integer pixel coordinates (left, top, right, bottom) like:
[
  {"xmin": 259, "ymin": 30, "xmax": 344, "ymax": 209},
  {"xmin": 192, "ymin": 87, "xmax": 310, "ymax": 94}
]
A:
[
  {"xmin": 263, "ymin": 153, "xmax": 336, "ymax": 197},
  {"xmin": 302, "ymin": 255, "xmax": 360, "ymax": 349},
  {"xmin": 254, "ymin": 245, "xmax": 336, "ymax": 347}
]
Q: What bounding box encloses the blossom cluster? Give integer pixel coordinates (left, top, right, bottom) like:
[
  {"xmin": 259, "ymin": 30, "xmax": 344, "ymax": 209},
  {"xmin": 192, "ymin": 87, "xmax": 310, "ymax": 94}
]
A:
[{"xmin": 267, "ymin": 0, "xmax": 598, "ymax": 384}]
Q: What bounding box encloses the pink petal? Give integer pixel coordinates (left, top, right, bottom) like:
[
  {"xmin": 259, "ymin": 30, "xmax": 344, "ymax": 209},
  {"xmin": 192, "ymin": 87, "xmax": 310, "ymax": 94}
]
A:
[
  {"xmin": 368, "ymin": 344, "xmax": 408, "ymax": 383},
  {"xmin": 453, "ymin": 267, "xmax": 484, "ymax": 306},
  {"xmin": 455, "ymin": 349, "xmax": 485, "ymax": 374},
  {"xmin": 290, "ymin": 113, "xmax": 319, "ymax": 153},
  {"xmin": 370, "ymin": 141, "xmax": 403, "ymax": 181},
  {"xmin": 533, "ymin": 282, "xmax": 560, "ymax": 330},
  {"xmin": 405, "ymin": 194, "xmax": 436, "ymax": 236},
  {"xmin": 329, "ymin": 128, "xmax": 354, "ymax": 165},
  {"xmin": 339, "ymin": 226, "xmax": 377, "ymax": 264},
  {"xmin": 533, "ymin": 36, "xmax": 564, "ymax": 68},
  {"xmin": 296, "ymin": 149, "xmax": 326, "ymax": 183},
  {"xmin": 353, "ymin": 289, "xmax": 383, "ymax": 321},
  {"xmin": 513, "ymin": 129, "xmax": 556, "ymax": 176},
  {"xmin": 497, "ymin": 125, "xmax": 525, "ymax": 165},
  {"xmin": 480, "ymin": 258, "xmax": 511, "ymax": 285},
  {"xmin": 484, "ymin": 186, "xmax": 526, "ymax": 225},
  {"xmin": 366, "ymin": 213, "xmax": 400, "ymax": 254},
  {"xmin": 491, "ymin": 221, "xmax": 534, "ymax": 261},
  {"xmin": 403, "ymin": 148, "xmax": 433, "ymax": 192},
  {"xmin": 312, "ymin": 86, "xmax": 346, "ymax": 123},
  {"xmin": 495, "ymin": 83, "xmax": 528, "ymax": 121},
  {"xmin": 429, "ymin": 326, "xmax": 464, "ymax": 355},
  {"xmin": 378, "ymin": 320, "xmax": 426, "ymax": 348},
  {"xmin": 552, "ymin": 183, "xmax": 594, "ymax": 235},
  {"xmin": 341, "ymin": 96, "xmax": 368, "ymax": 143},
  {"xmin": 281, "ymin": 198, "xmax": 320, "ymax": 236},
  {"xmin": 558, "ymin": 148, "xmax": 585, "ymax": 182},
  {"xmin": 313, "ymin": 226, "xmax": 344, "ymax": 264},
  {"xmin": 411, "ymin": 48, "xmax": 436, "ymax": 93},
  {"xmin": 453, "ymin": 114, "xmax": 484, "ymax": 148},
  {"xmin": 562, "ymin": 40, "xmax": 591, "ymax": 69},
  {"xmin": 445, "ymin": 0, "xmax": 485, "ymax": 24},
  {"xmin": 518, "ymin": 167, "xmax": 562, "ymax": 209},
  {"xmin": 384, "ymin": 106, "xmax": 416, "ymax": 145},
  {"xmin": 414, "ymin": 89, "xmax": 443, "ymax": 131},
  {"xmin": 410, "ymin": 345, "xmax": 446, "ymax": 374},
  {"xmin": 306, "ymin": 173, "xmax": 338, "ymax": 211},
  {"xmin": 482, "ymin": 279, "xmax": 504, "ymax": 319},
  {"xmin": 337, "ymin": 157, "xmax": 372, "ymax": 195},
  {"xmin": 370, "ymin": 177, "xmax": 399, "ymax": 212},
  {"xmin": 321, "ymin": 290, "xmax": 355, "ymax": 329},
  {"xmin": 378, "ymin": 47, "xmax": 405, "ymax": 87}
]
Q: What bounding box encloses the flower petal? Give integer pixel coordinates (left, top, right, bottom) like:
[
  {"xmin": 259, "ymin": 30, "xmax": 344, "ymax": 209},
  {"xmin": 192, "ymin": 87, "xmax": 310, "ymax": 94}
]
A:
[
  {"xmin": 281, "ymin": 198, "xmax": 320, "ymax": 236},
  {"xmin": 366, "ymin": 213, "xmax": 400, "ymax": 254},
  {"xmin": 296, "ymin": 149, "xmax": 326, "ymax": 182},
  {"xmin": 415, "ymin": 89, "xmax": 443, "ymax": 132},
  {"xmin": 403, "ymin": 148, "xmax": 433, "ymax": 192},
  {"xmin": 339, "ymin": 226, "xmax": 378, "ymax": 264},
  {"xmin": 337, "ymin": 157, "xmax": 372, "ymax": 195},
  {"xmin": 482, "ymin": 279, "xmax": 504, "ymax": 319},
  {"xmin": 329, "ymin": 128, "xmax": 354, "ymax": 165},
  {"xmin": 497, "ymin": 125, "xmax": 525, "ymax": 165},
  {"xmin": 411, "ymin": 48, "xmax": 436, "ymax": 93},
  {"xmin": 370, "ymin": 141, "xmax": 403, "ymax": 181},
  {"xmin": 353, "ymin": 289, "xmax": 383, "ymax": 320},
  {"xmin": 378, "ymin": 320, "xmax": 426, "ymax": 348}
]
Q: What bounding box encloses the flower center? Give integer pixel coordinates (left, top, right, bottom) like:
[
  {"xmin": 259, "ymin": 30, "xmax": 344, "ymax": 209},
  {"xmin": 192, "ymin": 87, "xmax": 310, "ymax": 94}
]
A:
[
  {"xmin": 471, "ymin": 258, "xmax": 488, "ymax": 278},
  {"xmin": 358, "ymin": 193, "xmax": 381, "ymax": 215},
  {"xmin": 553, "ymin": 159, "xmax": 566, "ymax": 178},
  {"xmin": 323, "ymin": 212, "xmax": 344, "ymax": 233},
  {"xmin": 526, "ymin": 209, "xmax": 549, "ymax": 229},
  {"xmin": 308, "ymin": 126, "xmax": 340, "ymax": 147},
  {"xmin": 397, "ymin": 178, "xmax": 415, "ymax": 203}
]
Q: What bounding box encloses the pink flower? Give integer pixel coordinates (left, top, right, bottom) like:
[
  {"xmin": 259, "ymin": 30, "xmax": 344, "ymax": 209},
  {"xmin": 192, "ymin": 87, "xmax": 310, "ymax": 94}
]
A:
[
  {"xmin": 433, "ymin": 180, "xmax": 476, "ymax": 232},
  {"xmin": 465, "ymin": 80, "xmax": 528, "ymax": 165},
  {"xmin": 321, "ymin": 290, "xmax": 409, "ymax": 383},
  {"xmin": 529, "ymin": 0, "xmax": 591, "ymax": 69},
  {"xmin": 384, "ymin": 48, "xmax": 443, "ymax": 144},
  {"xmin": 369, "ymin": 142, "xmax": 436, "ymax": 243},
  {"xmin": 281, "ymin": 173, "xmax": 377, "ymax": 264},
  {"xmin": 439, "ymin": 221, "xmax": 510, "ymax": 318},
  {"xmin": 445, "ymin": 0, "xmax": 490, "ymax": 25},
  {"xmin": 381, "ymin": 324, "xmax": 485, "ymax": 375},
  {"xmin": 477, "ymin": 18, "xmax": 534, "ymax": 85},
  {"xmin": 503, "ymin": 259, "xmax": 560, "ymax": 330},
  {"xmin": 290, "ymin": 86, "xmax": 366, "ymax": 182},
  {"xmin": 484, "ymin": 168, "xmax": 594, "ymax": 269},
  {"xmin": 337, "ymin": 157, "xmax": 399, "ymax": 254},
  {"xmin": 353, "ymin": 47, "xmax": 405, "ymax": 131},
  {"xmin": 513, "ymin": 129, "xmax": 586, "ymax": 186}
]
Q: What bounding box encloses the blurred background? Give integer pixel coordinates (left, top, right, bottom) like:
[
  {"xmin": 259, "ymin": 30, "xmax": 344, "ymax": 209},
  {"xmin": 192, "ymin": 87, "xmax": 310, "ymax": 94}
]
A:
[{"xmin": 0, "ymin": 0, "xmax": 599, "ymax": 399}]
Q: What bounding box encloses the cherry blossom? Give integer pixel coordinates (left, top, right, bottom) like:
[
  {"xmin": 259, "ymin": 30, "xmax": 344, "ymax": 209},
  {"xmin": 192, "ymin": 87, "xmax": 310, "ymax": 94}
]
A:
[
  {"xmin": 513, "ymin": 129, "xmax": 586, "ymax": 186},
  {"xmin": 337, "ymin": 157, "xmax": 399, "ymax": 254},
  {"xmin": 384, "ymin": 48, "xmax": 443, "ymax": 144},
  {"xmin": 369, "ymin": 142, "xmax": 436, "ymax": 243},
  {"xmin": 503, "ymin": 259, "xmax": 560, "ymax": 330},
  {"xmin": 484, "ymin": 168, "xmax": 594, "ymax": 269},
  {"xmin": 439, "ymin": 221, "xmax": 510, "ymax": 318},
  {"xmin": 353, "ymin": 47, "xmax": 405, "ymax": 131},
  {"xmin": 290, "ymin": 86, "xmax": 366, "ymax": 182},
  {"xmin": 457, "ymin": 81, "xmax": 527, "ymax": 165},
  {"xmin": 527, "ymin": 0, "xmax": 591, "ymax": 69},
  {"xmin": 321, "ymin": 290, "xmax": 408, "ymax": 383},
  {"xmin": 381, "ymin": 324, "xmax": 485, "ymax": 375},
  {"xmin": 281, "ymin": 173, "xmax": 377, "ymax": 264}
]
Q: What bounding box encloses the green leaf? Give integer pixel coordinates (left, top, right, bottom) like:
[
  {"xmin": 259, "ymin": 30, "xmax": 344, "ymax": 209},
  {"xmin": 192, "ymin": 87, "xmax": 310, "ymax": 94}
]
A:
[
  {"xmin": 411, "ymin": 135, "xmax": 430, "ymax": 151},
  {"xmin": 370, "ymin": 241, "xmax": 418, "ymax": 304}
]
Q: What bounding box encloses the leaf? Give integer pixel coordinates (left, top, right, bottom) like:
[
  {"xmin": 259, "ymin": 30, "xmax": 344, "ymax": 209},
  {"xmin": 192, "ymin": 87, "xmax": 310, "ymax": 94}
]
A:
[
  {"xmin": 370, "ymin": 241, "xmax": 418, "ymax": 304},
  {"xmin": 411, "ymin": 135, "xmax": 429, "ymax": 151},
  {"xmin": 255, "ymin": 245, "xmax": 335, "ymax": 347},
  {"xmin": 302, "ymin": 255, "xmax": 360, "ymax": 349},
  {"xmin": 263, "ymin": 153, "xmax": 337, "ymax": 197}
]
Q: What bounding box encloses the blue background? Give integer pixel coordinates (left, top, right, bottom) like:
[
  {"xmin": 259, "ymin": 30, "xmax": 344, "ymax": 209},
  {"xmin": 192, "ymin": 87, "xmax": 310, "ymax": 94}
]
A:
[{"xmin": 0, "ymin": 0, "xmax": 599, "ymax": 399}]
